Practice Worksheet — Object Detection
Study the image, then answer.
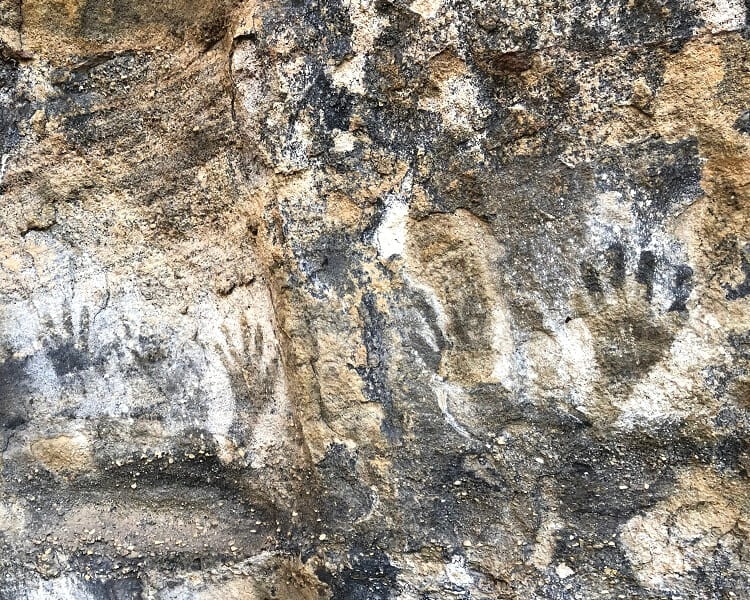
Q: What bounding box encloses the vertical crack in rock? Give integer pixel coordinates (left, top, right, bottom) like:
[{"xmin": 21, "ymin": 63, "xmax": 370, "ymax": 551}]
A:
[{"xmin": 0, "ymin": 0, "xmax": 750, "ymax": 597}]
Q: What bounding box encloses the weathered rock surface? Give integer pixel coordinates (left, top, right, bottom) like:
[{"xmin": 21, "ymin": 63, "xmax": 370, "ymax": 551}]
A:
[{"xmin": 1, "ymin": 0, "xmax": 750, "ymax": 597}]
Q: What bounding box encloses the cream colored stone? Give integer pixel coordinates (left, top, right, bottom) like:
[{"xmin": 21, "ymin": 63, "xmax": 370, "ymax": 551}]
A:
[{"xmin": 31, "ymin": 433, "xmax": 92, "ymax": 475}]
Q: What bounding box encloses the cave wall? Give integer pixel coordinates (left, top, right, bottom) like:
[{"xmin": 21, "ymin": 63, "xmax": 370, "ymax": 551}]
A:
[{"xmin": 1, "ymin": 0, "xmax": 750, "ymax": 598}]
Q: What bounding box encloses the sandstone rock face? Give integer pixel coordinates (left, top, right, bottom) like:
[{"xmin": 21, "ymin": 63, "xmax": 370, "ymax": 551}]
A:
[{"xmin": 1, "ymin": 0, "xmax": 749, "ymax": 597}]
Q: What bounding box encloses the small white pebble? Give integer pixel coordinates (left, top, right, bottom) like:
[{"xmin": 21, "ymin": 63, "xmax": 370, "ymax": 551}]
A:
[
  {"xmin": 318, "ymin": 533, "xmax": 327, "ymax": 541},
  {"xmin": 556, "ymin": 563, "xmax": 574, "ymax": 579}
]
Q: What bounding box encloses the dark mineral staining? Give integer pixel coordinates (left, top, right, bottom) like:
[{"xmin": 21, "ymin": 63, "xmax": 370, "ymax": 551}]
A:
[
  {"xmin": 548, "ymin": 424, "xmax": 750, "ymax": 596},
  {"xmin": 465, "ymin": 382, "xmax": 529, "ymax": 430},
  {"xmin": 371, "ymin": 5, "xmax": 421, "ymax": 52},
  {"xmin": 64, "ymin": 108, "xmax": 139, "ymax": 152},
  {"xmin": 318, "ymin": 444, "xmax": 373, "ymax": 524},
  {"xmin": 570, "ymin": 14, "xmax": 617, "ymax": 52},
  {"xmin": 557, "ymin": 435, "xmax": 676, "ymax": 524},
  {"xmin": 362, "ymin": 102, "xmax": 442, "ymax": 161},
  {"xmin": 598, "ymin": 138, "xmax": 702, "ymax": 242},
  {"xmin": 396, "ymin": 286, "xmax": 446, "ymax": 372},
  {"xmin": 635, "ymin": 137, "xmax": 702, "ymax": 219},
  {"xmin": 356, "ymin": 293, "xmax": 401, "ymax": 441},
  {"xmin": 305, "ymin": 70, "xmax": 354, "ymax": 132},
  {"xmin": 0, "ymin": 356, "xmax": 30, "ymax": 432},
  {"xmin": 723, "ymin": 243, "xmax": 750, "ymax": 301},
  {"xmin": 364, "ymin": 18, "xmax": 434, "ymax": 107},
  {"xmin": 735, "ymin": 110, "xmax": 750, "ymax": 135},
  {"xmin": 0, "ymin": 60, "xmax": 19, "ymax": 135},
  {"xmin": 701, "ymin": 565, "xmax": 750, "ymax": 600},
  {"xmin": 49, "ymin": 51, "xmax": 149, "ymax": 116},
  {"xmin": 723, "ymin": 334, "xmax": 750, "ymax": 404},
  {"xmin": 261, "ymin": 0, "xmax": 353, "ymax": 62},
  {"xmin": 2, "ymin": 432, "xmax": 292, "ymax": 567},
  {"xmin": 482, "ymin": 106, "xmax": 546, "ymax": 149},
  {"xmin": 0, "ymin": 1, "xmax": 21, "ymax": 30},
  {"xmin": 87, "ymin": 576, "xmax": 144, "ymax": 600},
  {"xmin": 198, "ymin": 15, "xmax": 231, "ymax": 50},
  {"xmin": 389, "ymin": 447, "xmax": 522, "ymax": 552},
  {"xmin": 467, "ymin": 0, "xmax": 699, "ymax": 57},
  {"xmin": 0, "ymin": 55, "xmax": 29, "ymax": 162},
  {"xmin": 712, "ymin": 436, "xmax": 747, "ymax": 473},
  {"xmin": 317, "ymin": 547, "xmax": 399, "ymax": 600},
  {"xmin": 728, "ymin": 330, "xmax": 750, "ymax": 360},
  {"xmin": 619, "ymin": 0, "xmax": 700, "ymax": 45},
  {"xmin": 713, "ymin": 403, "xmax": 745, "ymax": 428},
  {"xmin": 297, "ymin": 232, "xmax": 359, "ymax": 296},
  {"xmin": 554, "ymin": 428, "xmax": 704, "ymax": 538},
  {"xmin": 91, "ymin": 439, "xmax": 247, "ymax": 497}
]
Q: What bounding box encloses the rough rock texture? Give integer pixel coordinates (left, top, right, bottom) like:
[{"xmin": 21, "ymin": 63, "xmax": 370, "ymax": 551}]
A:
[{"xmin": 1, "ymin": 0, "xmax": 750, "ymax": 597}]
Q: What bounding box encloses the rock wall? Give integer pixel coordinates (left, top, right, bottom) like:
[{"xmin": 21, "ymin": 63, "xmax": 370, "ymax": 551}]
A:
[{"xmin": 1, "ymin": 0, "xmax": 749, "ymax": 598}]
